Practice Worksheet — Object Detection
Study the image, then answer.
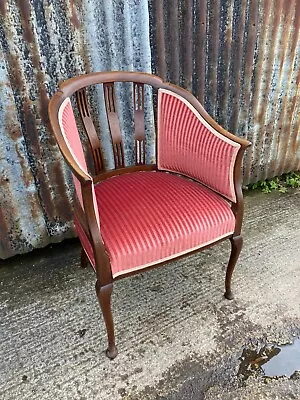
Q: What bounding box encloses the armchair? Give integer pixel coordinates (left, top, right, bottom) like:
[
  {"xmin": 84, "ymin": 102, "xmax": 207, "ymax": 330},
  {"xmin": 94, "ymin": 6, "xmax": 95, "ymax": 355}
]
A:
[{"xmin": 48, "ymin": 71, "xmax": 251, "ymax": 359}]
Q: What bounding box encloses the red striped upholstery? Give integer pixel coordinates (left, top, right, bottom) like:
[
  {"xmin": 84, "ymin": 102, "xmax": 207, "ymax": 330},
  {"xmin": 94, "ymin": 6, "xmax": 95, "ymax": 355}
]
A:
[
  {"xmin": 76, "ymin": 171, "xmax": 235, "ymax": 278},
  {"xmin": 157, "ymin": 89, "xmax": 240, "ymax": 202}
]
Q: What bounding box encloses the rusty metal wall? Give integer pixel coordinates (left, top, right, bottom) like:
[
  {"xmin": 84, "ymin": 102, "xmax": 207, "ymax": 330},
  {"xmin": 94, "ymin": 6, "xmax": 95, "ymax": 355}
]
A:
[
  {"xmin": 0, "ymin": 0, "xmax": 151, "ymax": 259},
  {"xmin": 1, "ymin": 0, "xmax": 299, "ymax": 259},
  {"xmin": 148, "ymin": 0, "xmax": 300, "ymax": 184}
]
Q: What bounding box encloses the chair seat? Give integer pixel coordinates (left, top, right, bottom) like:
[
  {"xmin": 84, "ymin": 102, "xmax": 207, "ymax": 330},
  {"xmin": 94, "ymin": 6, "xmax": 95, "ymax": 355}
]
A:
[{"xmin": 79, "ymin": 171, "xmax": 235, "ymax": 278}]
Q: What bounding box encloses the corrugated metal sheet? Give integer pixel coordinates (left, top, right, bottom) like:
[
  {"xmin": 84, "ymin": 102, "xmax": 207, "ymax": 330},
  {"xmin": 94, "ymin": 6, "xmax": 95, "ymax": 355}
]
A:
[
  {"xmin": 0, "ymin": 0, "xmax": 151, "ymax": 258},
  {"xmin": 148, "ymin": 0, "xmax": 300, "ymax": 184},
  {"xmin": 0, "ymin": 0, "xmax": 299, "ymax": 259}
]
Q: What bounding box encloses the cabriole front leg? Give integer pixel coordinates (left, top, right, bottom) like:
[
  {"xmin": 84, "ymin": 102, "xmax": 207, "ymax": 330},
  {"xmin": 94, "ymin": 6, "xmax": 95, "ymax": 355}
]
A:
[
  {"xmin": 224, "ymin": 235, "xmax": 243, "ymax": 300},
  {"xmin": 95, "ymin": 281, "xmax": 118, "ymax": 359}
]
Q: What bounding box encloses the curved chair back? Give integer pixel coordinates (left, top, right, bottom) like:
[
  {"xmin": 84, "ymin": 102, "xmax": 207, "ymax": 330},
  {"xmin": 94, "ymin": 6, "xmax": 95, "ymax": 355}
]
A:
[{"xmin": 49, "ymin": 71, "xmax": 248, "ymax": 204}]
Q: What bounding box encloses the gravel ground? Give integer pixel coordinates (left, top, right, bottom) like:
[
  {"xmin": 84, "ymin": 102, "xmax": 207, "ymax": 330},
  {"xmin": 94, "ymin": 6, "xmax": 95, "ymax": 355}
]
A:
[{"xmin": 1, "ymin": 189, "xmax": 300, "ymax": 399}]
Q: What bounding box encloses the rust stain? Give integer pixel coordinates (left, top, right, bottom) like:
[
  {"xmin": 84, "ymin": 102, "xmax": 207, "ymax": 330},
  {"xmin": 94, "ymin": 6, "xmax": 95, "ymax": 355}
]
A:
[
  {"xmin": 29, "ymin": 196, "xmax": 40, "ymax": 221},
  {"xmin": 5, "ymin": 109, "xmax": 22, "ymax": 142},
  {"xmin": 24, "ymin": 43, "xmax": 73, "ymax": 219},
  {"xmin": 38, "ymin": 177, "xmax": 55, "ymax": 220},
  {"xmin": 252, "ymin": 0, "xmax": 271, "ymax": 124},
  {"xmin": 23, "ymin": 102, "xmax": 39, "ymax": 154},
  {"xmin": 53, "ymin": 163, "xmax": 73, "ymax": 221},
  {"xmin": 194, "ymin": 0, "xmax": 207, "ymax": 103},
  {"xmin": 182, "ymin": 0, "xmax": 193, "ymax": 90},
  {"xmin": 0, "ymin": 178, "xmax": 22, "ymax": 259},
  {"xmin": 265, "ymin": 0, "xmax": 298, "ymax": 179},
  {"xmin": 207, "ymin": 0, "xmax": 220, "ymax": 113},
  {"xmin": 8, "ymin": 28, "xmax": 73, "ymax": 225},
  {"xmin": 22, "ymin": 101, "xmax": 56, "ymax": 219},
  {"xmin": 2, "ymin": 114, "xmax": 28, "ymax": 225},
  {"xmin": 31, "ymin": 51, "xmax": 52, "ymax": 135},
  {"xmin": 154, "ymin": 0, "xmax": 167, "ymax": 80},
  {"xmin": 13, "ymin": 127, "xmax": 51, "ymax": 222},
  {"xmin": 36, "ymin": 70, "xmax": 51, "ymax": 131},
  {"xmin": 167, "ymin": 0, "xmax": 180, "ymax": 84},
  {"xmin": 289, "ymin": 1, "xmax": 300, "ymax": 64},
  {"xmin": 296, "ymin": 0, "xmax": 300, "ymax": 30},
  {"xmin": 39, "ymin": 81, "xmax": 50, "ymax": 127},
  {"xmin": 149, "ymin": 0, "xmax": 300, "ymax": 185},
  {"xmin": 0, "ymin": 204, "xmax": 11, "ymax": 259},
  {"xmin": 8, "ymin": 54, "xmax": 24, "ymax": 92},
  {"xmin": 231, "ymin": 0, "xmax": 249, "ymax": 131},
  {"xmin": 258, "ymin": 0, "xmax": 283, "ymax": 123},
  {"xmin": 70, "ymin": 0, "xmax": 81, "ymax": 29},
  {"xmin": 0, "ymin": 0, "xmax": 6, "ymax": 17},
  {"xmin": 278, "ymin": 69, "xmax": 300, "ymax": 174},
  {"xmin": 283, "ymin": 0, "xmax": 300, "ymax": 30},
  {"xmin": 17, "ymin": 0, "xmax": 34, "ymax": 43},
  {"xmin": 14, "ymin": 145, "xmax": 32, "ymax": 188}
]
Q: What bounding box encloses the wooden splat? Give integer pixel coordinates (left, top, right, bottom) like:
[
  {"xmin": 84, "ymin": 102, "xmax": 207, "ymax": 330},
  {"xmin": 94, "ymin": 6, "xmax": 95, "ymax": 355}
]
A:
[
  {"xmin": 76, "ymin": 88, "xmax": 104, "ymax": 174},
  {"xmin": 103, "ymin": 83, "xmax": 125, "ymax": 169}
]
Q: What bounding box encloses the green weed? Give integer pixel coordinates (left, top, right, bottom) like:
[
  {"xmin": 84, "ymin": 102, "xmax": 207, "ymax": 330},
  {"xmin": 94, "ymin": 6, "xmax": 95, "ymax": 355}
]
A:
[{"xmin": 247, "ymin": 172, "xmax": 300, "ymax": 193}]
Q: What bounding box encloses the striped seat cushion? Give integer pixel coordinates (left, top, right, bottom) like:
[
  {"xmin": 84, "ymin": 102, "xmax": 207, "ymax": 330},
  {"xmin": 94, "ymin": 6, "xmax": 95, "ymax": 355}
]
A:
[{"xmin": 76, "ymin": 171, "xmax": 235, "ymax": 278}]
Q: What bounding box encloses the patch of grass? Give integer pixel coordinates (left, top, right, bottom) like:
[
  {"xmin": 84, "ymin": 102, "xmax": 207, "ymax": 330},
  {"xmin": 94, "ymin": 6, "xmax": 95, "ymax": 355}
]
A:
[{"xmin": 247, "ymin": 172, "xmax": 300, "ymax": 194}]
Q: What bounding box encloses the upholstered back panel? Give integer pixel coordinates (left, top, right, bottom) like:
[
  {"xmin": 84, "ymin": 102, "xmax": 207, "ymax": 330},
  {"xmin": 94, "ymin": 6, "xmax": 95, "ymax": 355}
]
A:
[
  {"xmin": 157, "ymin": 89, "xmax": 240, "ymax": 202},
  {"xmin": 58, "ymin": 98, "xmax": 100, "ymax": 228}
]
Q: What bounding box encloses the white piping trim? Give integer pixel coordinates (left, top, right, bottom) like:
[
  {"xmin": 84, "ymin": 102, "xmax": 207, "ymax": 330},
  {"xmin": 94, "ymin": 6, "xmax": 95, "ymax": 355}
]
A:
[
  {"xmin": 112, "ymin": 230, "xmax": 234, "ymax": 278},
  {"xmin": 157, "ymin": 89, "xmax": 240, "ymax": 202}
]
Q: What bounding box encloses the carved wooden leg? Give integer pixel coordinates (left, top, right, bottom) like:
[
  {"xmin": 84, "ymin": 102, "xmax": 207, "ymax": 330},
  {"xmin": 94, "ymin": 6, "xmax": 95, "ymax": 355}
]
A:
[
  {"xmin": 95, "ymin": 281, "xmax": 118, "ymax": 359},
  {"xmin": 80, "ymin": 248, "xmax": 89, "ymax": 268},
  {"xmin": 224, "ymin": 235, "xmax": 243, "ymax": 300}
]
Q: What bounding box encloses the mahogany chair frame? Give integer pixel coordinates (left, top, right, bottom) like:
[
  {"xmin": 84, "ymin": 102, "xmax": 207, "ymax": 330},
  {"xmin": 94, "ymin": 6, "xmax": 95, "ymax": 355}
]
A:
[{"xmin": 48, "ymin": 71, "xmax": 251, "ymax": 359}]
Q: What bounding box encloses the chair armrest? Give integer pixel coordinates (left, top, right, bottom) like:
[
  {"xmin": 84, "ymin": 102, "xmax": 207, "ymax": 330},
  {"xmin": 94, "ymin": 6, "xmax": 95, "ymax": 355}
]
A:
[{"xmin": 157, "ymin": 89, "xmax": 251, "ymax": 203}]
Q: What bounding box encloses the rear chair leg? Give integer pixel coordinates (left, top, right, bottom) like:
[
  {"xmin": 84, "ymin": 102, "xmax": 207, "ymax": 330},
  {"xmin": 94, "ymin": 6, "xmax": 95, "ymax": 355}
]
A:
[
  {"xmin": 95, "ymin": 281, "xmax": 118, "ymax": 359},
  {"xmin": 225, "ymin": 235, "xmax": 243, "ymax": 300},
  {"xmin": 81, "ymin": 249, "xmax": 89, "ymax": 268}
]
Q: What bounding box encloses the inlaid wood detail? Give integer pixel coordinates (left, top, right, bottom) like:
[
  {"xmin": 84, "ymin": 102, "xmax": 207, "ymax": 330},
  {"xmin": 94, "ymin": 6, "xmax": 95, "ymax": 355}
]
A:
[{"xmin": 133, "ymin": 83, "xmax": 146, "ymax": 165}]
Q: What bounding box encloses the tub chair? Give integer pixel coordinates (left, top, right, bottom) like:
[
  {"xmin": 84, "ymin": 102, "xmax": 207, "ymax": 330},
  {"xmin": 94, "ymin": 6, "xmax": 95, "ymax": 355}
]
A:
[{"xmin": 48, "ymin": 71, "xmax": 251, "ymax": 359}]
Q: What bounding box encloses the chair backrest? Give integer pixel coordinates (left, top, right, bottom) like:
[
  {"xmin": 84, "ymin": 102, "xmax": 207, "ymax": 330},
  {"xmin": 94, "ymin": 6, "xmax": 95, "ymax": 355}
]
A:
[{"xmin": 50, "ymin": 72, "xmax": 246, "ymax": 211}]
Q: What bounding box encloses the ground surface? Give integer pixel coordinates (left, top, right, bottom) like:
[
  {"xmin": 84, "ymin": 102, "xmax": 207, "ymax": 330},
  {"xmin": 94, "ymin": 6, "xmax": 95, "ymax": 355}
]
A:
[{"xmin": 1, "ymin": 189, "xmax": 300, "ymax": 400}]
